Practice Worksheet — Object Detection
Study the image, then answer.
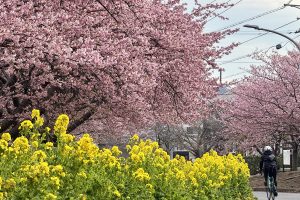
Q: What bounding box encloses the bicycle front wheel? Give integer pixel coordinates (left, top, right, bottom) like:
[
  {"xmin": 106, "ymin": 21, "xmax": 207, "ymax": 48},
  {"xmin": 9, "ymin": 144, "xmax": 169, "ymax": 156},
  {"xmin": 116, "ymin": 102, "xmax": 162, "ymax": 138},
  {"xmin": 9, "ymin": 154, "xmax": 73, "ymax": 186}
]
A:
[{"xmin": 266, "ymin": 188, "xmax": 275, "ymax": 200}]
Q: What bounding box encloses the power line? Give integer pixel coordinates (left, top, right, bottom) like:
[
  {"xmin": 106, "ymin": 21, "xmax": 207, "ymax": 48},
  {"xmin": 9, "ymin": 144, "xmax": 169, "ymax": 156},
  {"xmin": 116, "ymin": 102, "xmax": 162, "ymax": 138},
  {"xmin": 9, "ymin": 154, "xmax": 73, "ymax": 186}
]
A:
[
  {"xmin": 280, "ymin": 34, "xmax": 300, "ymax": 48},
  {"xmin": 223, "ymin": 71, "xmax": 249, "ymax": 79},
  {"xmin": 209, "ymin": 0, "xmax": 218, "ymax": 3},
  {"xmin": 219, "ymin": 43, "xmax": 282, "ymax": 66},
  {"xmin": 218, "ymin": 33, "xmax": 300, "ymax": 69},
  {"xmin": 207, "ymin": 0, "xmax": 243, "ymax": 22},
  {"xmin": 219, "ymin": 54, "xmax": 253, "ymax": 65},
  {"xmin": 204, "ymin": 0, "xmax": 232, "ymax": 22},
  {"xmin": 217, "ymin": 61, "xmax": 263, "ymax": 63},
  {"xmin": 214, "ymin": 6, "xmax": 285, "ymax": 32},
  {"xmin": 218, "ymin": 44, "xmax": 277, "ymax": 65},
  {"xmin": 235, "ymin": 30, "xmax": 296, "ymax": 35},
  {"xmin": 238, "ymin": 18, "xmax": 300, "ymax": 46}
]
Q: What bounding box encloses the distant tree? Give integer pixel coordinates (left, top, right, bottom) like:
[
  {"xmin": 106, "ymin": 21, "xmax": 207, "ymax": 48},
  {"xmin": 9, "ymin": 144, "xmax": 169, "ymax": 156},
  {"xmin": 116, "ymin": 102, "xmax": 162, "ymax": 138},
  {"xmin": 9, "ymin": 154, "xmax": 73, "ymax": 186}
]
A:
[
  {"xmin": 0, "ymin": 0, "xmax": 235, "ymax": 138},
  {"xmin": 153, "ymin": 101, "xmax": 226, "ymax": 158},
  {"xmin": 222, "ymin": 51, "xmax": 300, "ymax": 170}
]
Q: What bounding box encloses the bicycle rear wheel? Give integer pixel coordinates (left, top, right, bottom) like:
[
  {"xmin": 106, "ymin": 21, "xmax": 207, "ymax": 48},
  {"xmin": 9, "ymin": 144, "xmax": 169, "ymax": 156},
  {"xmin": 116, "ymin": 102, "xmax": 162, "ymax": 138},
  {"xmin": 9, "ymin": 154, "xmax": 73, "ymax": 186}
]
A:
[
  {"xmin": 266, "ymin": 187, "xmax": 271, "ymax": 200},
  {"xmin": 266, "ymin": 178, "xmax": 276, "ymax": 200},
  {"xmin": 270, "ymin": 190, "xmax": 275, "ymax": 200},
  {"xmin": 266, "ymin": 188, "xmax": 275, "ymax": 200}
]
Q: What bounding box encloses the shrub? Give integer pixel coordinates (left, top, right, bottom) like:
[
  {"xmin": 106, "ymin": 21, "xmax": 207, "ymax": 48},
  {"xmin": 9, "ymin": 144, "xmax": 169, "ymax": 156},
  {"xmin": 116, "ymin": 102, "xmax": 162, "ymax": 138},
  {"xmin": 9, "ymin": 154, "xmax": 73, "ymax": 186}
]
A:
[
  {"xmin": 244, "ymin": 155, "xmax": 261, "ymax": 175},
  {"xmin": 0, "ymin": 110, "xmax": 254, "ymax": 199}
]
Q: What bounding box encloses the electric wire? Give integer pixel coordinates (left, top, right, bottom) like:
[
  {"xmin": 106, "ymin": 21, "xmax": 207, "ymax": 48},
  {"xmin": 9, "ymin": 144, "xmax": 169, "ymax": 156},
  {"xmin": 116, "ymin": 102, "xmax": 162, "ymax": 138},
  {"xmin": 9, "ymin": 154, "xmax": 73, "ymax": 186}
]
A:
[
  {"xmin": 207, "ymin": 0, "xmax": 243, "ymax": 22},
  {"xmin": 281, "ymin": 34, "xmax": 300, "ymax": 48},
  {"xmin": 214, "ymin": 6, "xmax": 285, "ymax": 32},
  {"xmin": 209, "ymin": 0, "xmax": 218, "ymax": 4},
  {"xmin": 238, "ymin": 18, "xmax": 300, "ymax": 46}
]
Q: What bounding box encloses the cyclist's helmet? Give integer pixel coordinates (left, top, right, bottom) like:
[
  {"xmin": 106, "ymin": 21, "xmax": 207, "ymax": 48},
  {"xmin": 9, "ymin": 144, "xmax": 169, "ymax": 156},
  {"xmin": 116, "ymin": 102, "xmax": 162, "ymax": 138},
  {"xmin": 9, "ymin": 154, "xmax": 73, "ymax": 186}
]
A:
[{"xmin": 263, "ymin": 146, "xmax": 272, "ymax": 152}]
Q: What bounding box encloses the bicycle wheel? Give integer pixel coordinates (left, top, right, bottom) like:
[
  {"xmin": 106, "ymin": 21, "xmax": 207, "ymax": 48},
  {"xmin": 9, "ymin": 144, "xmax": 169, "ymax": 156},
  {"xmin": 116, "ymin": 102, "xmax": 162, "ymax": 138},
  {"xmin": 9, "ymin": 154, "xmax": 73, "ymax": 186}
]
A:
[
  {"xmin": 266, "ymin": 177, "xmax": 276, "ymax": 200},
  {"xmin": 266, "ymin": 188, "xmax": 275, "ymax": 200},
  {"xmin": 266, "ymin": 187, "xmax": 271, "ymax": 200},
  {"xmin": 270, "ymin": 190, "xmax": 275, "ymax": 200}
]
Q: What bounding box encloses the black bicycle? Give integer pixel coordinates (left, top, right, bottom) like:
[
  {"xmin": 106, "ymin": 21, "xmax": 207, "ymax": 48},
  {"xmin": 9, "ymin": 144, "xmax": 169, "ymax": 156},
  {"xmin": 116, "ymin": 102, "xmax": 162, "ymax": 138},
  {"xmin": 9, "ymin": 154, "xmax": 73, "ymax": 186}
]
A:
[{"xmin": 266, "ymin": 175, "xmax": 277, "ymax": 200}]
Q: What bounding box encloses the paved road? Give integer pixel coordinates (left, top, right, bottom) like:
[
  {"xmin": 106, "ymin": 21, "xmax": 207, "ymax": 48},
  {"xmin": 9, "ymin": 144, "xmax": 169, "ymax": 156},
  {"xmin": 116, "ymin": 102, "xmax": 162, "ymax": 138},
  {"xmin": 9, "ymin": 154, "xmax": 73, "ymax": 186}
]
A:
[{"xmin": 254, "ymin": 191, "xmax": 300, "ymax": 200}]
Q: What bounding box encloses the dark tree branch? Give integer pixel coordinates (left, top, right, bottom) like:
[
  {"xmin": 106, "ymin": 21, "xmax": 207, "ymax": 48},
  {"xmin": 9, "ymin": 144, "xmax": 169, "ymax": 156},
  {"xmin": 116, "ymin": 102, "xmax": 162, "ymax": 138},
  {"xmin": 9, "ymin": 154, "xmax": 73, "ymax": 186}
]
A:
[
  {"xmin": 95, "ymin": 0, "xmax": 119, "ymax": 23},
  {"xmin": 68, "ymin": 109, "xmax": 96, "ymax": 132}
]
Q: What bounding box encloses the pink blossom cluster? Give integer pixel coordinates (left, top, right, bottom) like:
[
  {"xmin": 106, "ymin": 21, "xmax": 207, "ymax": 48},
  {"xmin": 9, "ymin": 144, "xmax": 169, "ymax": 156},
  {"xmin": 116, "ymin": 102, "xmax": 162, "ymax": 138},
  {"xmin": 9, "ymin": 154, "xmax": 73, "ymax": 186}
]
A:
[
  {"xmin": 222, "ymin": 51, "xmax": 300, "ymax": 149},
  {"xmin": 0, "ymin": 0, "xmax": 235, "ymax": 136}
]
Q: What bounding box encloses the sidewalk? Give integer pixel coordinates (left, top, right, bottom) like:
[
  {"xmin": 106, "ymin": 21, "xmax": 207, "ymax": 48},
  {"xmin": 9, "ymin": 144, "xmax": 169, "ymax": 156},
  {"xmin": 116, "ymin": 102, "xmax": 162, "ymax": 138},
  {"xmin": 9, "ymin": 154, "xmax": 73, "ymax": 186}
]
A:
[{"xmin": 254, "ymin": 191, "xmax": 300, "ymax": 200}]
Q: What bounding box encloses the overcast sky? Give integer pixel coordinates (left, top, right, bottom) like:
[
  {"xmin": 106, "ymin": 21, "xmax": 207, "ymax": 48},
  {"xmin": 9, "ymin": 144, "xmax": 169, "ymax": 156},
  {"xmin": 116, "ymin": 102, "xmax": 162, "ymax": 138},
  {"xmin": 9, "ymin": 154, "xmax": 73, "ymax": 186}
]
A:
[{"xmin": 183, "ymin": 0, "xmax": 300, "ymax": 83}]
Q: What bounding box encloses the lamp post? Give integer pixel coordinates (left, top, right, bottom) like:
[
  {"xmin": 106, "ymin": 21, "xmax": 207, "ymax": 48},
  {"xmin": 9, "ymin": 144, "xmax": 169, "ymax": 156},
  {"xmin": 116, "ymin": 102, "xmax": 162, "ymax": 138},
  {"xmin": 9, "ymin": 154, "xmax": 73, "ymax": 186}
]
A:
[{"xmin": 243, "ymin": 24, "xmax": 300, "ymax": 52}]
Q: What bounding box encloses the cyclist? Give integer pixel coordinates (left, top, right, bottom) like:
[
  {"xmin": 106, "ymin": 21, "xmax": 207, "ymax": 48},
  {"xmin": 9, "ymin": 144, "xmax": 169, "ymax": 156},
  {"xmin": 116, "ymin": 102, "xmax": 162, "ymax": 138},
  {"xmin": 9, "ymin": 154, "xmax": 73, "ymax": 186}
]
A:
[{"xmin": 259, "ymin": 145, "xmax": 278, "ymax": 196}]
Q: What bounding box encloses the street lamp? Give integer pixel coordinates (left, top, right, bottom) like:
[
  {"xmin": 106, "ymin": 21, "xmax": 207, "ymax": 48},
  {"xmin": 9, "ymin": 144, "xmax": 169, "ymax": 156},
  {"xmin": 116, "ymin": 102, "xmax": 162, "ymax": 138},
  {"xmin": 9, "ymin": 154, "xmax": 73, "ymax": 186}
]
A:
[{"xmin": 243, "ymin": 24, "xmax": 300, "ymax": 52}]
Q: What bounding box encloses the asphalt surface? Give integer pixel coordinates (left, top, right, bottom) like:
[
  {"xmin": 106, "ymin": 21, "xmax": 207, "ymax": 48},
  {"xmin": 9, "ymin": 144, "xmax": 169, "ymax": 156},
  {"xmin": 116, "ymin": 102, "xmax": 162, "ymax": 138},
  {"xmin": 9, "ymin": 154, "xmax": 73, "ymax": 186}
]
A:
[{"xmin": 254, "ymin": 191, "xmax": 300, "ymax": 200}]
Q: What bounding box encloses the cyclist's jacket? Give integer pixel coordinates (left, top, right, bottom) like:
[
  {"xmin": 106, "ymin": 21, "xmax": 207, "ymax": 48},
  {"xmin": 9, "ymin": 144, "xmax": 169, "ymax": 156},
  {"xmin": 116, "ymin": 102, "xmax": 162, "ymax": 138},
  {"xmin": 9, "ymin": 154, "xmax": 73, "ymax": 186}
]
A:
[{"xmin": 259, "ymin": 150, "xmax": 277, "ymax": 171}]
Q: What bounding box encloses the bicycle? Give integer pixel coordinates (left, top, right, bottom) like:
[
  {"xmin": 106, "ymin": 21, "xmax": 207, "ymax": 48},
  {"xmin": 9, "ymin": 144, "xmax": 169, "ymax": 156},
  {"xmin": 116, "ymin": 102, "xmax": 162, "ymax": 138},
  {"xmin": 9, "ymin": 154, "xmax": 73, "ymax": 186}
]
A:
[{"xmin": 266, "ymin": 175, "xmax": 277, "ymax": 200}]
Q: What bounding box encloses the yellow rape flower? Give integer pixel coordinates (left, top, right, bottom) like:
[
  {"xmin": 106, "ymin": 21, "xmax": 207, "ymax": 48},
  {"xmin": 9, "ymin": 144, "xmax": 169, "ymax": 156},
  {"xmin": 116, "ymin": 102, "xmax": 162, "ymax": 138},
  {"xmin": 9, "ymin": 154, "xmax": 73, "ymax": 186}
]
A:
[
  {"xmin": 45, "ymin": 142, "xmax": 53, "ymax": 150},
  {"xmin": 77, "ymin": 171, "xmax": 87, "ymax": 179},
  {"xmin": 19, "ymin": 177, "xmax": 27, "ymax": 183},
  {"xmin": 19, "ymin": 120, "xmax": 33, "ymax": 130},
  {"xmin": 79, "ymin": 194, "xmax": 87, "ymax": 200},
  {"xmin": 126, "ymin": 144, "xmax": 131, "ymax": 151},
  {"xmin": 31, "ymin": 141, "xmax": 39, "ymax": 148},
  {"xmin": 130, "ymin": 154, "xmax": 141, "ymax": 163},
  {"xmin": 52, "ymin": 165, "xmax": 65, "ymax": 177},
  {"xmin": 60, "ymin": 133, "xmax": 75, "ymax": 143},
  {"xmin": 133, "ymin": 168, "xmax": 150, "ymax": 181},
  {"xmin": 3, "ymin": 178, "xmax": 16, "ymax": 189},
  {"xmin": 12, "ymin": 136, "xmax": 30, "ymax": 154},
  {"xmin": 0, "ymin": 139, "xmax": 8, "ymax": 151},
  {"xmin": 130, "ymin": 145, "xmax": 139, "ymax": 155},
  {"xmin": 31, "ymin": 109, "xmax": 40, "ymax": 119},
  {"xmin": 32, "ymin": 150, "xmax": 47, "ymax": 161},
  {"xmin": 34, "ymin": 162, "xmax": 50, "ymax": 176},
  {"xmin": 50, "ymin": 176, "xmax": 60, "ymax": 189},
  {"xmin": 146, "ymin": 183, "xmax": 153, "ymax": 190},
  {"xmin": 1, "ymin": 133, "xmax": 11, "ymax": 142},
  {"xmin": 54, "ymin": 114, "xmax": 69, "ymax": 136},
  {"xmin": 35, "ymin": 117, "xmax": 44, "ymax": 127},
  {"xmin": 111, "ymin": 146, "xmax": 122, "ymax": 156},
  {"xmin": 113, "ymin": 190, "xmax": 121, "ymax": 198},
  {"xmin": 175, "ymin": 170, "xmax": 185, "ymax": 181},
  {"xmin": 150, "ymin": 141, "xmax": 159, "ymax": 149},
  {"xmin": 44, "ymin": 193, "xmax": 57, "ymax": 200},
  {"xmin": 131, "ymin": 134, "xmax": 139, "ymax": 141}
]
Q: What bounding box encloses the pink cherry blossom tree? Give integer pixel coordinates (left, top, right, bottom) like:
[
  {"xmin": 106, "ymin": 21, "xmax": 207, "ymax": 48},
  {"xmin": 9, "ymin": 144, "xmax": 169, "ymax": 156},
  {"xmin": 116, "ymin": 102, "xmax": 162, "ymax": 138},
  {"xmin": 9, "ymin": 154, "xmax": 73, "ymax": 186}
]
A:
[
  {"xmin": 222, "ymin": 51, "xmax": 300, "ymax": 170},
  {"xmin": 0, "ymin": 0, "xmax": 235, "ymax": 138}
]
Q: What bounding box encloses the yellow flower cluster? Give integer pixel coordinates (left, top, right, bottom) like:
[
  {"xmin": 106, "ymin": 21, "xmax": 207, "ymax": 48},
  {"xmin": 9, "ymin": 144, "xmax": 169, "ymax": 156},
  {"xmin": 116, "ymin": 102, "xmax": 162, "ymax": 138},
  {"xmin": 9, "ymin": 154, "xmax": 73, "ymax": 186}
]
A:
[
  {"xmin": 0, "ymin": 111, "xmax": 254, "ymax": 200},
  {"xmin": 54, "ymin": 114, "xmax": 69, "ymax": 136},
  {"xmin": 12, "ymin": 136, "xmax": 30, "ymax": 154},
  {"xmin": 31, "ymin": 109, "xmax": 44, "ymax": 128},
  {"xmin": 133, "ymin": 168, "xmax": 151, "ymax": 181}
]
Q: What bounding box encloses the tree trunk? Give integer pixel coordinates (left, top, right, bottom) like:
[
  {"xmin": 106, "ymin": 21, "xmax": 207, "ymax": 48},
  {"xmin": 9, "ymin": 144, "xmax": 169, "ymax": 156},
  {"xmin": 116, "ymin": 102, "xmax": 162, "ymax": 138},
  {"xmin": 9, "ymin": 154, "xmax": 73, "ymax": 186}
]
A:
[
  {"xmin": 291, "ymin": 144, "xmax": 298, "ymax": 171},
  {"xmin": 254, "ymin": 145, "xmax": 263, "ymax": 155},
  {"xmin": 274, "ymin": 143, "xmax": 280, "ymax": 157},
  {"xmin": 68, "ymin": 109, "xmax": 95, "ymax": 132}
]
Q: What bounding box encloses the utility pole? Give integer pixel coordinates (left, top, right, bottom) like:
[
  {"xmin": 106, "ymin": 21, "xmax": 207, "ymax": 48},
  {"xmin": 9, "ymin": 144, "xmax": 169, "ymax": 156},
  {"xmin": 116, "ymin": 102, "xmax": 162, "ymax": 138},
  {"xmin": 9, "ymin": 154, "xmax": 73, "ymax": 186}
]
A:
[{"xmin": 218, "ymin": 68, "xmax": 224, "ymax": 85}]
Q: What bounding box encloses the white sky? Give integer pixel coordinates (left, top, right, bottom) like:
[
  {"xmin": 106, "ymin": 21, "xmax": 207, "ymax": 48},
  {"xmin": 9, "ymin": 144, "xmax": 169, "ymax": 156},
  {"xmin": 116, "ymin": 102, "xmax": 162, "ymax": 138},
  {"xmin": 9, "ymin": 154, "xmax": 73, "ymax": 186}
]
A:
[{"xmin": 183, "ymin": 0, "xmax": 300, "ymax": 83}]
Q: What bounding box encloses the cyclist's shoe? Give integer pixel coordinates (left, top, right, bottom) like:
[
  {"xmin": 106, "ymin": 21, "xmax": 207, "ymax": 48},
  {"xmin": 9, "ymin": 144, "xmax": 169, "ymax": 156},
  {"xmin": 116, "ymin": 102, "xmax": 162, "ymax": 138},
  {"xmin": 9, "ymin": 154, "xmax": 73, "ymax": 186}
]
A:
[
  {"xmin": 264, "ymin": 181, "xmax": 267, "ymax": 186},
  {"xmin": 274, "ymin": 190, "xmax": 278, "ymax": 196}
]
